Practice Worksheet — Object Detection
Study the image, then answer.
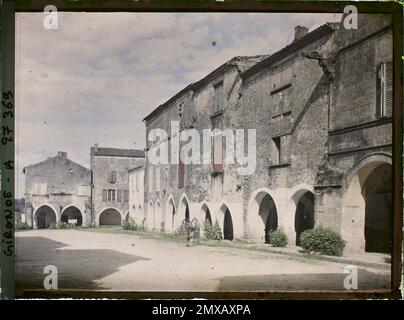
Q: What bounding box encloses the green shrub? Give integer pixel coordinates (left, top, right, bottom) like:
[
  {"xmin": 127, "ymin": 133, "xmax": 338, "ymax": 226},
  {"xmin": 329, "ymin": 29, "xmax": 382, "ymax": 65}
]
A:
[
  {"xmin": 16, "ymin": 222, "xmax": 31, "ymax": 230},
  {"xmin": 300, "ymin": 227, "xmax": 345, "ymax": 256},
  {"xmin": 49, "ymin": 222, "xmax": 56, "ymax": 229},
  {"xmin": 268, "ymin": 229, "xmax": 288, "ymax": 247},
  {"xmin": 204, "ymin": 220, "xmax": 222, "ymax": 241},
  {"xmin": 56, "ymin": 222, "xmax": 71, "ymax": 229},
  {"xmin": 122, "ymin": 217, "xmax": 138, "ymax": 231}
]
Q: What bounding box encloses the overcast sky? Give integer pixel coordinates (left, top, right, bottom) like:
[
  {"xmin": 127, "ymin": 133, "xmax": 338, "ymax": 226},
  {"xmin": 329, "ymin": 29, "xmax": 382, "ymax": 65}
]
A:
[{"xmin": 15, "ymin": 12, "xmax": 341, "ymax": 197}]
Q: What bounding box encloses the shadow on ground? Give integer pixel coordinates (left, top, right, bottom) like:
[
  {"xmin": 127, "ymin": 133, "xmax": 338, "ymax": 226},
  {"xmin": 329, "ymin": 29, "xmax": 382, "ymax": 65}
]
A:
[
  {"xmin": 216, "ymin": 269, "xmax": 391, "ymax": 291},
  {"xmin": 16, "ymin": 236, "xmax": 149, "ymax": 290}
]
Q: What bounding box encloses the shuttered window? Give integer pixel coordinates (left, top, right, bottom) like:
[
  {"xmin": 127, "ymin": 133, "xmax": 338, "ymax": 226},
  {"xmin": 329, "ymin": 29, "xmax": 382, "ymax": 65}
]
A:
[
  {"xmin": 214, "ymin": 81, "xmax": 224, "ymax": 113},
  {"xmin": 178, "ymin": 156, "xmax": 185, "ymax": 189},
  {"xmin": 102, "ymin": 189, "xmax": 107, "ymax": 202},
  {"xmin": 108, "ymin": 171, "xmax": 117, "ymax": 183},
  {"xmin": 376, "ymin": 61, "xmax": 393, "ymax": 119},
  {"xmin": 212, "ymin": 134, "xmax": 223, "ymax": 173},
  {"xmin": 117, "ymin": 189, "xmax": 122, "ymax": 202},
  {"xmin": 385, "ymin": 60, "xmax": 393, "ymax": 117},
  {"xmin": 123, "ymin": 190, "xmax": 129, "ymax": 202}
]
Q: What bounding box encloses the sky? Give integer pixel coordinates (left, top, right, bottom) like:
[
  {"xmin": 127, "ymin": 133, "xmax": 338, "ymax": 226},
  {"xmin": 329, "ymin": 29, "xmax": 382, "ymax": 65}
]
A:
[{"xmin": 15, "ymin": 12, "xmax": 342, "ymax": 198}]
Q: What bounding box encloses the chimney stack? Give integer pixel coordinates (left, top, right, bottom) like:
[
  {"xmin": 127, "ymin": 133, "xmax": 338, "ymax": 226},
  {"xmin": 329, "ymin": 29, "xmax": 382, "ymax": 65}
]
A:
[
  {"xmin": 57, "ymin": 151, "xmax": 67, "ymax": 158},
  {"xmin": 94, "ymin": 143, "xmax": 99, "ymax": 152},
  {"xmin": 294, "ymin": 25, "xmax": 308, "ymax": 41}
]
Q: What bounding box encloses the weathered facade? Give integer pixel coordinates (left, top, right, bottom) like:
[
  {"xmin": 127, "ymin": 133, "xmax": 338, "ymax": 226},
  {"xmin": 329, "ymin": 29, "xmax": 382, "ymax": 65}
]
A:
[
  {"xmin": 23, "ymin": 151, "xmax": 91, "ymax": 228},
  {"xmin": 143, "ymin": 15, "xmax": 393, "ymax": 254},
  {"xmin": 90, "ymin": 144, "xmax": 145, "ymax": 226},
  {"xmin": 128, "ymin": 162, "xmax": 145, "ymax": 225}
]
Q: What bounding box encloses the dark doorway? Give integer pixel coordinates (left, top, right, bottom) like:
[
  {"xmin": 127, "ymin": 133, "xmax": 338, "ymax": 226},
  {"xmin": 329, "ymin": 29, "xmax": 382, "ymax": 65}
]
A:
[
  {"xmin": 99, "ymin": 208, "xmax": 121, "ymax": 226},
  {"xmin": 295, "ymin": 191, "xmax": 314, "ymax": 246},
  {"xmin": 364, "ymin": 163, "xmax": 392, "ymax": 253},
  {"xmin": 258, "ymin": 194, "xmax": 278, "ymax": 243},
  {"xmin": 202, "ymin": 205, "xmax": 212, "ymax": 226},
  {"xmin": 36, "ymin": 206, "xmax": 57, "ymax": 229},
  {"xmin": 223, "ymin": 208, "xmax": 234, "ymax": 241},
  {"xmin": 61, "ymin": 206, "xmax": 83, "ymax": 226}
]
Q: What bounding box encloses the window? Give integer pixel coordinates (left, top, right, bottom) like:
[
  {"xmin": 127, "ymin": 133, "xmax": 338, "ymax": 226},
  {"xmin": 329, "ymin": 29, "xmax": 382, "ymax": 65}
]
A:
[
  {"xmin": 212, "ymin": 134, "xmax": 223, "ymax": 173},
  {"xmin": 178, "ymin": 155, "xmax": 185, "ymax": 189},
  {"xmin": 78, "ymin": 185, "xmax": 89, "ymax": 196},
  {"xmin": 110, "ymin": 157, "xmax": 115, "ymax": 164},
  {"xmin": 108, "ymin": 171, "xmax": 117, "ymax": 183},
  {"xmin": 34, "ymin": 183, "xmax": 47, "ymax": 195},
  {"xmin": 123, "ymin": 190, "xmax": 129, "ymax": 202},
  {"xmin": 271, "ymin": 112, "xmax": 292, "ymax": 135},
  {"xmin": 213, "ymin": 81, "xmax": 224, "ymax": 113},
  {"xmin": 376, "ymin": 61, "xmax": 393, "ymax": 119},
  {"xmin": 103, "ymin": 189, "xmax": 116, "ymax": 202},
  {"xmin": 272, "ymin": 137, "xmax": 281, "ymax": 165}
]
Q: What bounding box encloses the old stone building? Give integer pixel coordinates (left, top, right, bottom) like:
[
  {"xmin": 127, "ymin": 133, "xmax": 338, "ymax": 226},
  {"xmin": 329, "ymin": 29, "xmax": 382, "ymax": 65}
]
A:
[
  {"xmin": 143, "ymin": 14, "xmax": 393, "ymax": 255},
  {"xmin": 90, "ymin": 144, "xmax": 145, "ymax": 226},
  {"xmin": 23, "ymin": 151, "xmax": 91, "ymax": 228}
]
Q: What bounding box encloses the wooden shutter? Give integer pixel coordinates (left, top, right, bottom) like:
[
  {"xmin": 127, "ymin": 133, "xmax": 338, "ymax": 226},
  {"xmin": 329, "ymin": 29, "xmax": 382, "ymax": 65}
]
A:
[
  {"xmin": 385, "ymin": 60, "xmax": 393, "ymax": 117},
  {"xmin": 212, "ymin": 134, "xmax": 223, "ymax": 173},
  {"xmin": 102, "ymin": 189, "xmax": 107, "ymax": 202},
  {"xmin": 117, "ymin": 189, "xmax": 122, "ymax": 202},
  {"xmin": 123, "ymin": 190, "xmax": 129, "ymax": 202},
  {"xmin": 112, "ymin": 171, "xmax": 117, "ymax": 183}
]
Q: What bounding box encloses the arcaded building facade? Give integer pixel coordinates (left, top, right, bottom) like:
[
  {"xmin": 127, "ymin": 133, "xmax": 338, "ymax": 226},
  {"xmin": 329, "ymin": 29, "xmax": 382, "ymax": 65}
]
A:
[
  {"xmin": 90, "ymin": 144, "xmax": 145, "ymax": 226},
  {"xmin": 143, "ymin": 14, "xmax": 393, "ymax": 254},
  {"xmin": 23, "ymin": 151, "xmax": 91, "ymax": 228}
]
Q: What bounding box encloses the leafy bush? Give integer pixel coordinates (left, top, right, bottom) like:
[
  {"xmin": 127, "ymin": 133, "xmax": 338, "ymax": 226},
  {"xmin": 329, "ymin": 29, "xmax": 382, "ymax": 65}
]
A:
[
  {"xmin": 204, "ymin": 220, "xmax": 222, "ymax": 241},
  {"xmin": 300, "ymin": 227, "xmax": 345, "ymax": 256},
  {"xmin": 81, "ymin": 223, "xmax": 96, "ymax": 229},
  {"xmin": 56, "ymin": 222, "xmax": 72, "ymax": 229},
  {"xmin": 268, "ymin": 229, "xmax": 288, "ymax": 247},
  {"xmin": 16, "ymin": 222, "xmax": 31, "ymax": 230},
  {"xmin": 122, "ymin": 217, "xmax": 139, "ymax": 231}
]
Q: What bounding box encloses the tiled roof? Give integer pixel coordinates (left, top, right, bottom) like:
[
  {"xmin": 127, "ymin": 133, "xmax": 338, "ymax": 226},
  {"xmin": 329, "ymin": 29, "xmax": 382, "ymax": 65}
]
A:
[
  {"xmin": 142, "ymin": 55, "xmax": 268, "ymax": 123},
  {"xmin": 240, "ymin": 22, "xmax": 339, "ymax": 79},
  {"xmin": 91, "ymin": 147, "xmax": 145, "ymax": 158}
]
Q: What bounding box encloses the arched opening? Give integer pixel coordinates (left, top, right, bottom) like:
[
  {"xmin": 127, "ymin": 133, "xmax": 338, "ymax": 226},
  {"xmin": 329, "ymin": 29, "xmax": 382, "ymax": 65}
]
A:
[
  {"xmin": 294, "ymin": 191, "xmax": 314, "ymax": 246},
  {"xmin": 343, "ymin": 159, "xmax": 392, "ymax": 253},
  {"xmin": 61, "ymin": 206, "xmax": 83, "ymax": 226},
  {"xmin": 125, "ymin": 211, "xmax": 130, "ymax": 222},
  {"xmin": 364, "ymin": 163, "xmax": 392, "ymax": 253},
  {"xmin": 146, "ymin": 202, "xmax": 153, "ymax": 231},
  {"xmin": 201, "ymin": 204, "xmax": 212, "ymax": 226},
  {"xmin": 220, "ymin": 205, "xmax": 234, "ymax": 241},
  {"xmin": 250, "ymin": 191, "xmax": 278, "ymax": 243},
  {"xmin": 99, "ymin": 208, "xmax": 122, "ymax": 226},
  {"xmin": 165, "ymin": 198, "xmax": 176, "ymax": 233},
  {"xmin": 35, "ymin": 205, "xmax": 57, "ymax": 229},
  {"xmin": 154, "ymin": 201, "xmax": 162, "ymax": 232},
  {"xmin": 179, "ymin": 196, "xmax": 190, "ymax": 226}
]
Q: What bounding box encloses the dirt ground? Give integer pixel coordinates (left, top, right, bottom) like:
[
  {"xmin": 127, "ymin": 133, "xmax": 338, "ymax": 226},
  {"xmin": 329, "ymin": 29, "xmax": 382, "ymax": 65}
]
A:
[{"xmin": 15, "ymin": 229, "xmax": 391, "ymax": 293}]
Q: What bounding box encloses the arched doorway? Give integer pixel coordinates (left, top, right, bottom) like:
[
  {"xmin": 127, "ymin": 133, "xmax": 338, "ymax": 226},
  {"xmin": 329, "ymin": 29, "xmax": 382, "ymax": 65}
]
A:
[
  {"xmin": 179, "ymin": 196, "xmax": 190, "ymax": 226},
  {"xmin": 250, "ymin": 191, "xmax": 278, "ymax": 243},
  {"xmin": 146, "ymin": 201, "xmax": 153, "ymax": 231},
  {"xmin": 294, "ymin": 191, "xmax": 314, "ymax": 246},
  {"xmin": 154, "ymin": 201, "xmax": 162, "ymax": 232},
  {"xmin": 201, "ymin": 204, "xmax": 212, "ymax": 226},
  {"xmin": 61, "ymin": 206, "xmax": 83, "ymax": 226},
  {"xmin": 99, "ymin": 208, "xmax": 122, "ymax": 226},
  {"xmin": 342, "ymin": 157, "xmax": 392, "ymax": 253},
  {"xmin": 219, "ymin": 204, "xmax": 233, "ymax": 241},
  {"xmin": 364, "ymin": 163, "xmax": 392, "ymax": 253},
  {"xmin": 165, "ymin": 198, "xmax": 176, "ymax": 233},
  {"xmin": 125, "ymin": 211, "xmax": 130, "ymax": 222},
  {"xmin": 35, "ymin": 205, "xmax": 57, "ymax": 229}
]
